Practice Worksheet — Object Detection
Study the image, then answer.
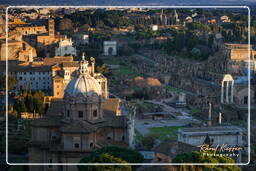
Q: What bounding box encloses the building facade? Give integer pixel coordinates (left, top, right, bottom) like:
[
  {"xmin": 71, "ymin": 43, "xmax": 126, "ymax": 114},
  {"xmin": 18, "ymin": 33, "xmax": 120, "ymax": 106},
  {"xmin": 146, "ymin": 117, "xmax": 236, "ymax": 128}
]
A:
[
  {"xmin": 16, "ymin": 65, "xmax": 52, "ymax": 92},
  {"xmin": 178, "ymin": 126, "xmax": 243, "ymax": 146},
  {"xmin": 55, "ymin": 38, "xmax": 76, "ymax": 57},
  {"xmin": 29, "ymin": 56, "xmax": 128, "ymax": 171},
  {"xmin": 0, "ymin": 40, "xmax": 37, "ymax": 61},
  {"xmin": 15, "ymin": 25, "xmax": 47, "ymax": 35}
]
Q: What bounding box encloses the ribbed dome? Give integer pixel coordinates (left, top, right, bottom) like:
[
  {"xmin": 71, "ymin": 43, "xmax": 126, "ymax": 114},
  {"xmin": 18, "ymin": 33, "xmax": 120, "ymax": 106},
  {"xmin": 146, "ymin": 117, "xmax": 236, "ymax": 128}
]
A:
[{"xmin": 65, "ymin": 74, "xmax": 102, "ymax": 98}]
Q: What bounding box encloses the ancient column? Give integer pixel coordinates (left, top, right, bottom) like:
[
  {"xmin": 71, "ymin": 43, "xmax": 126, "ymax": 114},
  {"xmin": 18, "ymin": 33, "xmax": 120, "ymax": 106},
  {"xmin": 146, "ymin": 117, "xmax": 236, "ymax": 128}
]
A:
[
  {"xmin": 208, "ymin": 102, "xmax": 212, "ymax": 126},
  {"xmin": 218, "ymin": 112, "xmax": 222, "ymax": 124},
  {"xmin": 226, "ymin": 81, "xmax": 229, "ymax": 103},
  {"xmin": 221, "ymin": 81, "xmax": 224, "ymax": 103},
  {"xmin": 126, "ymin": 103, "xmax": 136, "ymax": 149},
  {"xmin": 231, "ymin": 80, "xmax": 234, "ymax": 103}
]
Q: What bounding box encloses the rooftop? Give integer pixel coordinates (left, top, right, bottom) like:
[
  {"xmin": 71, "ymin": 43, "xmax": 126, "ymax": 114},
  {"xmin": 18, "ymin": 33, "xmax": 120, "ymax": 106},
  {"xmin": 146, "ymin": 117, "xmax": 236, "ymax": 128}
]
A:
[{"xmin": 178, "ymin": 126, "xmax": 243, "ymax": 134}]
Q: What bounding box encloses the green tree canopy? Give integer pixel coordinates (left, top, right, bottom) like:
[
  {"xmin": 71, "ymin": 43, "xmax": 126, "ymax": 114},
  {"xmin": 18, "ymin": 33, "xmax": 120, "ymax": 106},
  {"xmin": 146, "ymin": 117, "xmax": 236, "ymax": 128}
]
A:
[
  {"xmin": 0, "ymin": 75, "xmax": 17, "ymax": 91},
  {"xmin": 83, "ymin": 153, "xmax": 132, "ymax": 171},
  {"xmin": 78, "ymin": 146, "xmax": 144, "ymax": 171},
  {"xmin": 172, "ymin": 151, "xmax": 240, "ymax": 171}
]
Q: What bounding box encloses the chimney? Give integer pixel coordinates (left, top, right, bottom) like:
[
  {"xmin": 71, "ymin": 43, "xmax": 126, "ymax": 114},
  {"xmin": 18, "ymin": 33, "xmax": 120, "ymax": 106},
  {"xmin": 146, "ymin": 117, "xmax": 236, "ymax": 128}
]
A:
[
  {"xmin": 218, "ymin": 112, "xmax": 222, "ymax": 124},
  {"xmin": 207, "ymin": 102, "xmax": 212, "ymax": 126},
  {"xmin": 90, "ymin": 57, "xmax": 95, "ymax": 76}
]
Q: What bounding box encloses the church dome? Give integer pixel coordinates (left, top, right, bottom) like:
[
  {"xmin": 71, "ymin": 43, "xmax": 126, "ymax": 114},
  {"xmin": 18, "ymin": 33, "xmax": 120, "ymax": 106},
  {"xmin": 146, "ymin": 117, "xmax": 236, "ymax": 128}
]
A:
[{"xmin": 64, "ymin": 54, "xmax": 102, "ymax": 98}]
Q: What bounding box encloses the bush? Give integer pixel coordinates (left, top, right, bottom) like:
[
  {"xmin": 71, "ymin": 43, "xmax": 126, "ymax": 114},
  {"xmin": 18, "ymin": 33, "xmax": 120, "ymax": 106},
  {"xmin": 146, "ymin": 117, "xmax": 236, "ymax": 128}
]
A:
[{"xmin": 79, "ymin": 146, "xmax": 144, "ymax": 171}]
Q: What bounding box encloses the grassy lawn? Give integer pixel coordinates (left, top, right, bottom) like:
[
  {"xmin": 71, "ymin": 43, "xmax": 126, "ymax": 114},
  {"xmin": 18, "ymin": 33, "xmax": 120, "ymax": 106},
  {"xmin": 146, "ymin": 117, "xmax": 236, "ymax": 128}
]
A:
[
  {"xmin": 112, "ymin": 66, "xmax": 137, "ymax": 78},
  {"xmin": 164, "ymin": 85, "xmax": 181, "ymax": 93},
  {"xmin": 102, "ymin": 58, "xmax": 121, "ymax": 65},
  {"xmin": 190, "ymin": 108, "xmax": 201, "ymax": 115},
  {"xmin": 136, "ymin": 102, "xmax": 163, "ymax": 113},
  {"xmin": 148, "ymin": 126, "xmax": 182, "ymax": 141}
]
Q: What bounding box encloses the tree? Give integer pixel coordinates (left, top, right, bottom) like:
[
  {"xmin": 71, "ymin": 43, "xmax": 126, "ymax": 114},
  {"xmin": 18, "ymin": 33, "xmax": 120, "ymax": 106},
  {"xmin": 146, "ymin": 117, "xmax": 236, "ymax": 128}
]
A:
[
  {"xmin": 32, "ymin": 91, "xmax": 44, "ymax": 114},
  {"xmin": 8, "ymin": 76, "xmax": 17, "ymax": 90},
  {"xmin": 85, "ymin": 153, "xmax": 132, "ymax": 171},
  {"xmin": 0, "ymin": 75, "xmax": 17, "ymax": 90},
  {"xmin": 204, "ymin": 135, "xmax": 214, "ymax": 146},
  {"xmin": 172, "ymin": 151, "xmax": 240, "ymax": 171},
  {"xmin": 25, "ymin": 94, "xmax": 34, "ymax": 113},
  {"xmin": 139, "ymin": 134, "xmax": 156, "ymax": 150},
  {"xmin": 14, "ymin": 100, "xmax": 27, "ymax": 115},
  {"xmin": 96, "ymin": 64, "xmax": 112, "ymax": 76},
  {"xmin": 78, "ymin": 146, "xmax": 144, "ymax": 171}
]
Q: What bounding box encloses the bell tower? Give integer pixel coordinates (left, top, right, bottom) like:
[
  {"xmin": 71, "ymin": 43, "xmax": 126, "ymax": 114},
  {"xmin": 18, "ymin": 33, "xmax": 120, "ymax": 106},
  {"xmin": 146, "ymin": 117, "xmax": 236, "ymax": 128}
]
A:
[{"xmin": 48, "ymin": 18, "xmax": 55, "ymax": 38}]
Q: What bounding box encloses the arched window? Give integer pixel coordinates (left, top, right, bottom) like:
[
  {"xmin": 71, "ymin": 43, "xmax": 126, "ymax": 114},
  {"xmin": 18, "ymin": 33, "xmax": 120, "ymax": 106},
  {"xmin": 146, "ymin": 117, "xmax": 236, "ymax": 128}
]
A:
[
  {"xmin": 108, "ymin": 47, "xmax": 113, "ymax": 55},
  {"xmin": 90, "ymin": 142, "xmax": 94, "ymax": 148},
  {"xmin": 122, "ymin": 136, "xmax": 125, "ymax": 141},
  {"xmin": 93, "ymin": 110, "xmax": 97, "ymax": 117},
  {"xmin": 78, "ymin": 111, "xmax": 83, "ymax": 118}
]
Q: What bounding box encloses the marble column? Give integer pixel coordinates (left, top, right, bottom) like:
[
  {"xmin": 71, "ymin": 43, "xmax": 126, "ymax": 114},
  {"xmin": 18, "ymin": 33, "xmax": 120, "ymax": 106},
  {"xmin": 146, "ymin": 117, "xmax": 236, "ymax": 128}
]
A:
[
  {"xmin": 231, "ymin": 80, "xmax": 234, "ymax": 103},
  {"xmin": 226, "ymin": 81, "xmax": 229, "ymax": 103},
  {"xmin": 221, "ymin": 81, "xmax": 224, "ymax": 103},
  {"xmin": 218, "ymin": 112, "xmax": 222, "ymax": 124}
]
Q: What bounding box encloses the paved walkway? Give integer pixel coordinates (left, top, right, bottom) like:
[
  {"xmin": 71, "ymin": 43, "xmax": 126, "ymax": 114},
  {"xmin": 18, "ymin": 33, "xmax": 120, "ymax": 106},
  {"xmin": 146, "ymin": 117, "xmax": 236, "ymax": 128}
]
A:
[
  {"xmin": 135, "ymin": 99, "xmax": 201, "ymax": 135},
  {"xmin": 144, "ymin": 100, "xmax": 179, "ymax": 118}
]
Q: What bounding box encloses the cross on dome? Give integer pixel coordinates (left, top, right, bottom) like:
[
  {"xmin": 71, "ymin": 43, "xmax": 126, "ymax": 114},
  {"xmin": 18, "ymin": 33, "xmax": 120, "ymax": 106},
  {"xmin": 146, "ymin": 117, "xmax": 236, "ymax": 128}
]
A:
[{"xmin": 79, "ymin": 52, "xmax": 89, "ymax": 74}]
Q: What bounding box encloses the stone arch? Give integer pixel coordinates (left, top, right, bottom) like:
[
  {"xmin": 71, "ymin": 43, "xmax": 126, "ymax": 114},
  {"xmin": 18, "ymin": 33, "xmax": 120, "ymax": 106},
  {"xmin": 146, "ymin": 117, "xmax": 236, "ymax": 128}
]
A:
[
  {"xmin": 108, "ymin": 47, "xmax": 113, "ymax": 55},
  {"xmin": 103, "ymin": 41, "xmax": 117, "ymax": 56}
]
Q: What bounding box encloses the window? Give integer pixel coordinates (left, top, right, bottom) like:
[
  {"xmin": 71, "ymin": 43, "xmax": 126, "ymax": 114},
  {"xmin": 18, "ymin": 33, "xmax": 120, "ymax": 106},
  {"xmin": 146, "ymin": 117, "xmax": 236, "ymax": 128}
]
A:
[
  {"xmin": 93, "ymin": 110, "xmax": 97, "ymax": 117},
  {"xmin": 48, "ymin": 159, "xmax": 52, "ymax": 169},
  {"xmin": 52, "ymin": 135, "xmax": 56, "ymax": 140},
  {"xmin": 78, "ymin": 111, "xmax": 83, "ymax": 118},
  {"xmin": 19, "ymin": 77, "xmax": 22, "ymax": 80},
  {"xmin": 22, "ymin": 43, "xmax": 26, "ymax": 50},
  {"xmin": 67, "ymin": 110, "xmax": 70, "ymax": 117},
  {"xmin": 122, "ymin": 136, "xmax": 125, "ymax": 141},
  {"xmin": 73, "ymin": 137, "xmax": 80, "ymax": 149},
  {"xmin": 90, "ymin": 142, "xmax": 94, "ymax": 148},
  {"xmin": 74, "ymin": 143, "xmax": 80, "ymax": 148},
  {"xmin": 107, "ymin": 137, "xmax": 111, "ymax": 140},
  {"xmin": 244, "ymin": 96, "xmax": 248, "ymax": 104}
]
